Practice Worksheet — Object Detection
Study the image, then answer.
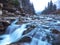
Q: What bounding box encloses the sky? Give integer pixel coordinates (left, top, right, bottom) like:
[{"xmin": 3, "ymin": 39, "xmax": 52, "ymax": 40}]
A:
[{"xmin": 30, "ymin": 0, "xmax": 58, "ymax": 12}]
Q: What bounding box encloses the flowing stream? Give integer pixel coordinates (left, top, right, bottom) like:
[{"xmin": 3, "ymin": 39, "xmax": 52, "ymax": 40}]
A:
[
  {"xmin": 0, "ymin": 15, "xmax": 60, "ymax": 45},
  {"xmin": 0, "ymin": 18, "xmax": 29, "ymax": 45}
]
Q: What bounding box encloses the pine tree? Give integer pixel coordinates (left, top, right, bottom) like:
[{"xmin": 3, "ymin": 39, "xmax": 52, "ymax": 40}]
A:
[
  {"xmin": 41, "ymin": 0, "xmax": 56, "ymax": 14},
  {"xmin": 53, "ymin": 4, "xmax": 56, "ymax": 11}
]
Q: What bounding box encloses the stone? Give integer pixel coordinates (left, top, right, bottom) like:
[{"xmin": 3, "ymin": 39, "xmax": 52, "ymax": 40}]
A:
[
  {"xmin": 18, "ymin": 36, "xmax": 32, "ymax": 43},
  {"xmin": 15, "ymin": 11, "xmax": 21, "ymax": 15},
  {"xmin": 0, "ymin": 21, "xmax": 10, "ymax": 35},
  {"xmin": 9, "ymin": 36, "xmax": 31, "ymax": 45},
  {"xmin": 0, "ymin": 38, "xmax": 3, "ymax": 40},
  {"xmin": 51, "ymin": 29, "xmax": 60, "ymax": 34},
  {"xmin": 23, "ymin": 24, "xmax": 36, "ymax": 35}
]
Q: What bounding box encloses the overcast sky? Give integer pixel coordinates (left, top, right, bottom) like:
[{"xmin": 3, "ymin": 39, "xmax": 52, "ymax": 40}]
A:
[{"xmin": 30, "ymin": 0, "xmax": 58, "ymax": 12}]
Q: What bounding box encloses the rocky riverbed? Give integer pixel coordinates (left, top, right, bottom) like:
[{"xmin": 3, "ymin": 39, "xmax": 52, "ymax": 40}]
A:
[{"xmin": 0, "ymin": 14, "xmax": 60, "ymax": 45}]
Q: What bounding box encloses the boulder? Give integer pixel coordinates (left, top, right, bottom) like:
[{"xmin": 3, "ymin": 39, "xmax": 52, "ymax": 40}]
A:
[
  {"xmin": 51, "ymin": 29, "xmax": 60, "ymax": 45},
  {"xmin": 18, "ymin": 36, "xmax": 31, "ymax": 43},
  {"xmin": 23, "ymin": 24, "xmax": 36, "ymax": 35},
  {"xmin": 51, "ymin": 29, "xmax": 60, "ymax": 34},
  {"xmin": 9, "ymin": 36, "xmax": 31, "ymax": 45},
  {"xmin": 0, "ymin": 20, "xmax": 10, "ymax": 35}
]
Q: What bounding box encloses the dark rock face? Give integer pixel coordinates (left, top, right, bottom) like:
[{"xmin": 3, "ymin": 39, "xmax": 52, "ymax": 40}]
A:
[
  {"xmin": 52, "ymin": 43, "xmax": 60, "ymax": 45},
  {"xmin": 0, "ymin": 21, "xmax": 10, "ymax": 35},
  {"xmin": 23, "ymin": 24, "xmax": 36, "ymax": 35},
  {"xmin": 0, "ymin": 0, "xmax": 8, "ymax": 3},
  {"xmin": 51, "ymin": 29, "xmax": 60, "ymax": 34},
  {"xmin": 0, "ymin": 0, "xmax": 8, "ymax": 8},
  {"xmin": 51, "ymin": 29, "xmax": 60, "ymax": 45},
  {"xmin": 0, "ymin": 38, "xmax": 3, "ymax": 40},
  {"xmin": 18, "ymin": 36, "xmax": 32, "ymax": 42}
]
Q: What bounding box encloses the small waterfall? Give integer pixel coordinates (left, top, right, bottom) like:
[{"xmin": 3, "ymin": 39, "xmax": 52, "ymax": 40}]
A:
[
  {"xmin": 0, "ymin": 17, "xmax": 30, "ymax": 45},
  {"xmin": 5, "ymin": 17, "xmax": 20, "ymax": 34},
  {"xmin": 0, "ymin": 24, "xmax": 28, "ymax": 45},
  {"xmin": 10, "ymin": 24, "xmax": 28, "ymax": 42},
  {"xmin": 11, "ymin": 17, "xmax": 19, "ymax": 25},
  {"xmin": 30, "ymin": 31, "xmax": 52, "ymax": 45},
  {"xmin": 0, "ymin": 15, "xmax": 58, "ymax": 45},
  {"xmin": 0, "ymin": 23, "xmax": 53, "ymax": 45}
]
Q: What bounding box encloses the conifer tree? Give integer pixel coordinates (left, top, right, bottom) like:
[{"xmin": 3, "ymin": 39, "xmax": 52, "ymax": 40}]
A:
[{"xmin": 41, "ymin": 0, "xmax": 56, "ymax": 14}]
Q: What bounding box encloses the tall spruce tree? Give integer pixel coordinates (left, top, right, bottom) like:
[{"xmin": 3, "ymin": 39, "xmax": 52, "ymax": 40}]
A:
[
  {"xmin": 41, "ymin": 0, "xmax": 56, "ymax": 14},
  {"xmin": 53, "ymin": 4, "xmax": 56, "ymax": 11}
]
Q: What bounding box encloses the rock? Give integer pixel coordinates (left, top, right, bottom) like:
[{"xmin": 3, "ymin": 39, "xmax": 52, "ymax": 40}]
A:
[
  {"xmin": 52, "ymin": 42, "xmax": 60, "ymax": 45},
  {"xmin": 9, "ymin": 36, "xmax": 31, "ymax": 45},
  {"xmin": 52, "ymin": 34, "xmax": 60, "ymax": 45},
  {"xmin": 42, "ymin": 25, "xmax": 50, "ymax": 29},
  {"xmin": 23, "ymin": 24, "xmax": 36, "ymax": 35},
  {"xmin": 51, "ymin": 29, "xmax": 60, "ymax": 45},
  {"xmin": 2, "ymin": 10, "xmax": 8, "ymax": 14},
  {"xmin": 0, "ymin": 38, "xmax": 3, "ymax": 40},
  {"xmin": 15, "ymin": 11, "xmax": 21, "ymax": 15},
  {"xmin": 7, "ymin": 12, "xmax": 15, "ymax": 16},
  {"xmin": 51, "ymin": 29, "xmax": 60, "ymax": 34},
  {"xmin": 20, "ymin": 13, "xmax": 26, "ymax": 16},
  {"xmin": 18, "ymin": 36, "xmax": 32, "ymax": 43},
  {"xmin": 0, "ymin": 22, "xmax": 5, "ymax": 35},
  {"xmin": 0, "ymin": 20, "xmax": 10, "ymax": 35}
]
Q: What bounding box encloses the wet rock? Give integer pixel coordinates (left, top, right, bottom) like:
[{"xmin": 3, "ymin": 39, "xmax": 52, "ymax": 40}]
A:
[
  {"xmin": 2, "ymin": 21, "xmax": 10, "ymax": 27},
  {"xmin": 42, "ymin": 36, "xmax": 46, "ymax": 41},
  {"xmin": 52, "ymin": 42, "xmax": 60, "ymax": 45},
  {"xmin": 0, "ymin": 23, "xmax": 5, "ymax": 35},
  {"xmin": 51, "ymin": 29, "xmax": 60, "ymax": 45},
  {"xmin": 56, "ymin": 23, "xmax": 60, "ymax": 26},
  {"xmin": 2, "ymin": 10, "xmax": 8, "ymax": 14},
  {"xmin": 42, "ymin": 25, "xmax": 50, "ymax": 29},
  {"xmin": 52, "ymin": 34, "xmax": 60, "ymax": 45},
  {"xmin": 51, "ymin": 29, "xmax": 60, "ymax": 34},
  {"xmin": 23, "ymin": 25, "xmax": 36, "ymax": 35},
  {"xmin": 0, "ymin": 38, "xmax": 3, "ymax": 40},
  {"xmin": 20, "ymin": 13, "xmax": 26, "ymax": 16},
  {"xmin": 0, "ymin": 21, "xmax": 10, "ymax": 35},
  {"xmin": 7, "ymin": 12, "xmax": 15, "ymax": 16},
  {"xmin": 18, "ymin": 36, "xmax": 32, "ymax": 43},
  {"xmin": 15, "ymin": 11, "xmax": 21, "ymax": 15},
  {"xmin": 9, "ymin": 36, "xmax": 31, "ymax": 45}
]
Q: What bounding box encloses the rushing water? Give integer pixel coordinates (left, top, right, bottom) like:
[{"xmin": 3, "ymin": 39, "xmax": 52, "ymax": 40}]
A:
[
  {"xmin": 0, "ymin": 17, "xmax": 29, "ymax": 45},
  {"xmin": 0, "ymin": 15, "xmax": 60, "ymax": 45},
  {"xmin": 5, "ymin": 17, "xmax": 20, "ymax": 34},
  {"xmin": 0, "ymin": 24, "xmax": 28, "ymax": 45}
]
